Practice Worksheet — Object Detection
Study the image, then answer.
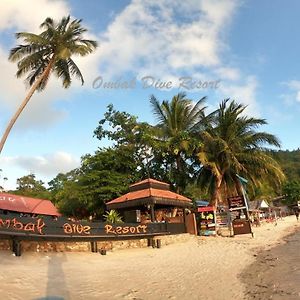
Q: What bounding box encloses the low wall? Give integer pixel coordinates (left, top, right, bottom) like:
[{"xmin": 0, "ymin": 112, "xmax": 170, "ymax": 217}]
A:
[{"xmin": 0, "ymin": 233, "xmax": 192, "ymax": 253}]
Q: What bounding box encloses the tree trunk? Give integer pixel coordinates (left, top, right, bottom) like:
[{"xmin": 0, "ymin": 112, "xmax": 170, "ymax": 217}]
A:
[
  {"xmin": 234, "ymin": 177, "xmax": 243, "ymax": 196},
  {"xmin": 0, "ymin": 56, "xmax": 55, "ymax": 154},
  {"xmin": 175, "ymin": 154, "xmax": 182, "ymax": 193},
  {"xmin": 211, "ymin": 175, "xmax": 222, "ymax": 208}
]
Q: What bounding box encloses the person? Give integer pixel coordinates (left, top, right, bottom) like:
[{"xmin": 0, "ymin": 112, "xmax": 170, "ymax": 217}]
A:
[{"xmin": 295, "ymin": 209, "xmax": 299, "ymax": 221}]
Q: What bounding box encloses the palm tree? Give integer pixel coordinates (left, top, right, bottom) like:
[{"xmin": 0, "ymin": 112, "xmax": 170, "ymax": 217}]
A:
[
  {"xmin": 150, "ymin": 92, "xmax": 209, "ymax": 192},
  {"xmin": 0, "ymin": 16, "xmax": 98, "ymax": 154},
  {"xmin": 196, "ymin": 99, "xmax": 285, "ymax": 207}
]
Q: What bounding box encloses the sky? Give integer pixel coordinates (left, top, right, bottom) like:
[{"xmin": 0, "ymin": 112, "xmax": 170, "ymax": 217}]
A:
[{"xmin": 0, "ymin": 0, "xmax": 300, "ymax": 190}]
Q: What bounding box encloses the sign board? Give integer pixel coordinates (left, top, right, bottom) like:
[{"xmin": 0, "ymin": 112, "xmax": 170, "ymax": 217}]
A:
[
  {"xmin": 232, "ymin": 219, "xmax": 252, "ymax": 235},
  {"xmin": 197, "ymin": 206, "xmax": 216, "ymax": 236},
  {"xmin": 227, "ymin": 196, "xmax": 245, "ymax": 209},
  {"xmin": 216, "ymin": 211, "xmax": 228, "ymax": 226},
  {"xmin": 228, "ymin": 195, "xmax": 253, "ymax": 237},
  {"xmin": 0, "ymin": 214, "xmax": 184, "ymax": 239}
]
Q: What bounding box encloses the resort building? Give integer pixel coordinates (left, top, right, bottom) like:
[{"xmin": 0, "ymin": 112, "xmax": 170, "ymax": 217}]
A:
[
  {"xmin": 106, "ymin": 178, "xmax": 193, "ymax": 224},
  {"xmin": 0, "ymin": 192, "xmax": 61, "ymax": 217}
]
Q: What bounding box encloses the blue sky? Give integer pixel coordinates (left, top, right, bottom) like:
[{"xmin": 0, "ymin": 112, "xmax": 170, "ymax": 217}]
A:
[{"xmin": 0, "ymin": 0, "xmax": 299, "ymax": 190}]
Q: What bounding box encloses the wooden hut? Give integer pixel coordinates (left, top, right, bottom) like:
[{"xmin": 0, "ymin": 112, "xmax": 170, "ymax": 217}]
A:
[{"xmin": 106, "ymin": 178, "xmax": 192, "ymax": 223}]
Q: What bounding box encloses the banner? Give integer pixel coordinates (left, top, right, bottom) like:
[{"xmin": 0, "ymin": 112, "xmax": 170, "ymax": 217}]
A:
[{"xmin": 0, "ymin": 214, "xmax": 180, "ymax": 239}]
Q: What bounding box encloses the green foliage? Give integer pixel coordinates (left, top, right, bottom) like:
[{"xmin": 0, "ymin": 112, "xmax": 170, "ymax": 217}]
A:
[
  {"xmin": 150, "ymin": 93, "xmax": 209, "ymax": 192},
  {"xmin": 13, "ymin": 96, "xmax": 286, "ymax": 218},
  {"xmin": 282, "ymin": 181, "xmax": 300, "ymax": 205},
  {"xmin": 249, "ymin": 182, "xmax": 280, "ymax": 201},
  {"xmin": 195, "ymin": 99, "xmax": 285, "ymax": 205},
  {"xmin": 94, "ymin": 104, "xmax": 157, "ymax": 177},
  {"xmin": 49, "ymin": 147, "xmax": 141, "ymax": 218},
  {"xmin": 103, "ymin": 210, "xmax": 123, "ymax": 223},
  {"xmin": 10, "ymin": 173, "xmax": 51, "ymax": 199},
  {"xmin": 269, "ymin": 149, "xmax": 300, "ymax": 182},
  {"xmin": 184, "ymin": 183, "xmax": 210, "ymax": 203}
]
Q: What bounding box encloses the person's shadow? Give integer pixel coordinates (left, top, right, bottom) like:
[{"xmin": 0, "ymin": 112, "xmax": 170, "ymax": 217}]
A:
[{"xmin": 34, "ymin": 253, "xmax": 70, "ymax": 300}]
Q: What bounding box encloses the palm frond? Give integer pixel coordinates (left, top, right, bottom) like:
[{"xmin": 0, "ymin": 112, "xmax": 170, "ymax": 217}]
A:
[
  {"xmin": 150, "ymin": 95, "xmax": 168, "ymax": 125},
  {"xmin": 68, "ymin": 58, "xmax": 84, "ymax": 84},
  {"xmin": 9, "ymin": 15, "xmax": 98, "ymax": 89},
  {"xmin": 54, "ymin": 59, "xmax": 71, "ymax": 88}
]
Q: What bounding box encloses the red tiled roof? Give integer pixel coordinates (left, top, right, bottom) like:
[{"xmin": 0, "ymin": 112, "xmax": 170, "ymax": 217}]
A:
[
  {"xmin": 107, "ymin": 188, "xmax": 191, "ymax": 205},
  {"xmin": 130, "ymin": 178, "xmax": 170, "ymax": 187},
  {"xmin": 0, "ymin": 193, "xmax": 61, "ymax": 216}
]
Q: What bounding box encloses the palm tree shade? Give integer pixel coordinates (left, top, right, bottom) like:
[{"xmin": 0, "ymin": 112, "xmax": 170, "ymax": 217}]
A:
[{"xmin": 0, "ymin": 16, "xmax": 98, "ymax": 154}]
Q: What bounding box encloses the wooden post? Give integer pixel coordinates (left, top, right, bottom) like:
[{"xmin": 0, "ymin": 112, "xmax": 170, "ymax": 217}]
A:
[
  {"xmin": 12, "ymin": 239, "xmax": 21, "ymax": 256},
  {"xmin": 12, "ymin": 239, "xmax": 16, "ymax": 254},
  {"xmin": 91, "ymin": 241, "xmax": 98, "ymax": 253},
  {"xmin": 90, "ymin": 241, "xmax": 94, "ymax": 252},
  {"xmin": 156, "ymin": 239, "xmax": 161, "ymax": 248},
  {"xmin": 15, "ymin": 241, "xmax": 21, "ymax": 256},
  {"xmin": 151, "ymin": 238, "xmax": 156, "ymax": 248},
  {"xmin": 150, "ymin": 204, "xmax": 155, "ymax": 222}
]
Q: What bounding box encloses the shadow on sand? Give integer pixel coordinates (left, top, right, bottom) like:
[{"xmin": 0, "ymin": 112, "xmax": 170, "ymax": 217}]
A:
[{"xmin": 34, "ymin": 253, "xmax": 70, "ymax": 300}]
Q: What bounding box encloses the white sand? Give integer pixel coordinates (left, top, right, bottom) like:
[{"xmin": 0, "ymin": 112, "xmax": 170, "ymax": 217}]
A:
[{"xmin": 0, "ymin": 216, "xmax": 299, "ymax": 300}]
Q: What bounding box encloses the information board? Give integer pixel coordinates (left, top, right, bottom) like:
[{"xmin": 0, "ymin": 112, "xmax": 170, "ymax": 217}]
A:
[
  {"xmin": 197, "ymin": 206, "xmax": 216, "ymax": 236},
  {"xmin": 227, "ymin": 196, "xmax": 245, "ymax": 209}
]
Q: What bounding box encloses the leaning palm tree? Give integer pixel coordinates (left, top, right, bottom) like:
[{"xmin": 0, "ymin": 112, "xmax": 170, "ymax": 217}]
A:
[
  {"xmin": 196, "ymin": 99, "xmax": 285, "ymax": 207},
  {"xmin": 0, "ymin": 16, "xmax": 98, "ymax": 154},
  {"xmin": 150, "ymin": 92, "xmax": 209, "ymax": 192}
]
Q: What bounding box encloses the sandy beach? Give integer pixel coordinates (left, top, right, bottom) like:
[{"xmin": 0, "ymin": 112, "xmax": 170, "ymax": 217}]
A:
[
  {"xmin": 0, "ymin": 216, "xmax": 299, "ymax": 300},
  {"xmin": 241, "ymin": 226, "xmax": 300, "ymax": 299}
]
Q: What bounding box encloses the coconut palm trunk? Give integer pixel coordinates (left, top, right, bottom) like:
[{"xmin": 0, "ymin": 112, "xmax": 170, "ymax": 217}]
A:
[
  {"xmin": 0, "ymin": 56, "xmax": 55, "ymax": 154},
  {"xmin": 175, "ymin": 154, "xmax": 182, "ymax": 193},
  {"xmin": 211, "ymin": 175, "xmax": 222, "ymax": 207}
]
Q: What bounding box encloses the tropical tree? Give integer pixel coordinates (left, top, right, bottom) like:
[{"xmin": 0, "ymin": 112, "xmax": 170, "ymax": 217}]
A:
[
  {"xmin": 94, "ymin": 104, "xmax": 154, "ymax": 166},
  {"xmin": 282, "ymin": 181, "xmax": 300, "ymax": 206},
  {"xmin": 11, "ymin": 173, "xmax": 51, "ymax": 199},
  {"xmin": 48, "ymin": 146, "xmax": 141, "ymax": 218},
  {"xmin": 270, "ymin": 149, "xmax": 300, "ymax": 181},
  {"xmin": 196, "ymin": 99, "xmax": 285, "ymax": 207},
  {"xmin": 0, "ymin": 15, "xmax": 98, "ymax": 153},
  {"xmin": 150, "ymin": 92, "xmax": 209, "ymax": 192}
]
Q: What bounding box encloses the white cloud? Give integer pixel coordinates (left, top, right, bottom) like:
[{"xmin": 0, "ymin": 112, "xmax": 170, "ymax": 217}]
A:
[
  {"xmin": 218, "ymin": 76, "xmax": 260, "ymax": 116},
  {"xmin": 98, "ymin": 0, "xmax": 239, "ymax": 79},
  {"xmin": 0, "ymin": 0, "xmax": 69, "ymax": 32},
  {"xmin": 214, "ymin": 67, "xmax": 241, "ymax": 81},
  {"xmin": 1, "ymin": 151, "xmax": 80, "ymax": 176},
  {"xmin": 284, "ymin": 80, "xmax": 300, "ymax": 90},
  {"xmin": 281, "ymin": 80, "xmax": 300, "ymax": 104},
  {"xmin": 0, "ymin": 151, "xmax": 80, "ymax": 189},
  {"xmin": 95, "ymin": 0, "xmax": 263, "ymax": 116},
  {"xmin": 0, "ymin": 0, "xmax": 263, "ymax": 134}
]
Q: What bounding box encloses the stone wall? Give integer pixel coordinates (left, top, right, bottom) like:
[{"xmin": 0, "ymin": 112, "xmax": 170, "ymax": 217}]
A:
[{"xmin": 0, "ymin": 233, "xmax": 193, "ymax": 253}]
